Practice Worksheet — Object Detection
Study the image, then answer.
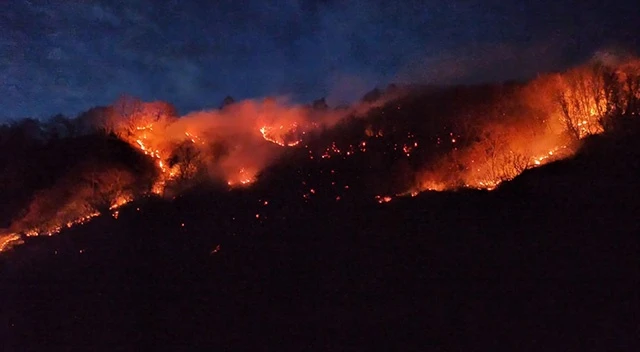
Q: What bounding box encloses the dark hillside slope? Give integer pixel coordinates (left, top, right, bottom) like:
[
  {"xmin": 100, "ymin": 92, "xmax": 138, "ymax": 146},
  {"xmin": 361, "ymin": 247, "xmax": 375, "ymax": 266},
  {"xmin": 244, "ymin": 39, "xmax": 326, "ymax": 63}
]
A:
[{"xmin": 1, "ymin": 131, "xmax": 639, "ymax": 351}]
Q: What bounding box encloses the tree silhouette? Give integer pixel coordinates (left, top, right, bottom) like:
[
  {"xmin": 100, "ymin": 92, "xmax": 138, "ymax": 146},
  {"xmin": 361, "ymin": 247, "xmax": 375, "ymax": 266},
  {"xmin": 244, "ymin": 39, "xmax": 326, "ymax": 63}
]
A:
[
  {"xmin": 220, "ymin": 96, "xmax": 235, "ymax": 110},
  {"xmin": 169, "ymin": 140, "xmax": 203, "ymax": 182},
  {"xmin": 556, "ymin": 65, "xmax": 607, "ymax": 140}
]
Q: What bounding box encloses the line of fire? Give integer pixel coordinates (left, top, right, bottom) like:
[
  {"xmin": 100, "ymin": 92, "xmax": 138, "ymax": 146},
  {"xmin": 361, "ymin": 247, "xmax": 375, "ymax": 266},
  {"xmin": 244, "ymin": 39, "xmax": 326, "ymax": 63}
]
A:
[{"xmin": 2, "ymin": 57, "xmax": 640, "ymax": 252}]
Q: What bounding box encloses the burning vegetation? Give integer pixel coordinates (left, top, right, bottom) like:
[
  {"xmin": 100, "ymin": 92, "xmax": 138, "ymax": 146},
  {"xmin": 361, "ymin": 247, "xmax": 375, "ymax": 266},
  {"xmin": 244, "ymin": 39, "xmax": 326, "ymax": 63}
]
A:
[
  {"xmin": 1, "ymin": 55, "xmax": 640, "ymax": 252},
  {"xmin": 409, "ymin": 56, "xmax": 640, "ymax": 193}
]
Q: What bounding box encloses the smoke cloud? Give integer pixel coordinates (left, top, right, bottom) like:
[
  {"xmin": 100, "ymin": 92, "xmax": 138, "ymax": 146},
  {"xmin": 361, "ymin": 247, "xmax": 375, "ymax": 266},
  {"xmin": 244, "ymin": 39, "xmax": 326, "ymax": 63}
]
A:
[{"xmin": 105, "ymin": 91, "xmax": 403, "ymax": 188}]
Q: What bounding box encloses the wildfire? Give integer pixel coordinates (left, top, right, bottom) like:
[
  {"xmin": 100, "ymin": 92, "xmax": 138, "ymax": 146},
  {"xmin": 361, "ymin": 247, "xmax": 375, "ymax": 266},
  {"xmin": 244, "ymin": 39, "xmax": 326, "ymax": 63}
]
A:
[
  {"xmin": 532, "ymin": 146, "xmax": 568, "ymax": 165},
  {"xmin": 227, "ymin": 168, "xmax": 256, "ymax": 187},
  {"xmin": 409, "ymin": 142, "xmax": 573, "ymax": 195},
  {"xmin": 135, "ymin": 139, "xmax": 162, "ymax": 160},
  {"xmin": 4, "ymin": 58, "xmax": 638, "ymax": 254},
  {"xmin": 416, "ymin": 181, "xmax": 448, "ymax": 192},
  {"xmin": 0, "ymin": 232, "xmax": 23, "ymax": 252},
  {"xmin": 259, "ymin": 124, "xmax": 303, "ymax": 147},
  {"xmin": 110, "ymin": 194, "xmax": 133, "ymax": 210},
  {"xmin": 185, "ymin": 132, "xmax": 206, "ymax": 145},
  {"xmin": 375, "ymin": 195, "xmax": 393, "ymax": 203},
  {"xmin": 23, "ymin": 211, "xmax": 101, "ymax": 238},
  {"xmin": 2, "ymin": 180, "xmax": 140, "ymax": 251}
]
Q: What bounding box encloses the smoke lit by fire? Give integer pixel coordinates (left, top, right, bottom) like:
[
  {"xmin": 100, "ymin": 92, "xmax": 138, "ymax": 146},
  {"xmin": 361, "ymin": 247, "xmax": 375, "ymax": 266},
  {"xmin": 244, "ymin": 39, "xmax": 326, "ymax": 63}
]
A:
[
  {"xmin": 2, "ymin": 55, "xmax": 639, "ymax": 252},
  {"xmin": 110, "ymin": 96, "xmax": 398, "ymax": 190}
]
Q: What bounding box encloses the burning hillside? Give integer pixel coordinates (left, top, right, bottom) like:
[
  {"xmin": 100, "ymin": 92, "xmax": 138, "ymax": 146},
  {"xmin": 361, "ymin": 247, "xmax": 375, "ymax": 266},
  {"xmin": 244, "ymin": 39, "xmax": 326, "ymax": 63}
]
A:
[
  {"xmin": 1, "ymin": 56, "xmax": 639, "ymax": 252},
  {"xmin": 102, "ymin": 94, "xmax": 405, "ymax": 191},
  {"xmin": 407, "ymin": 57, "xmax": 640, "ymax": 194}
]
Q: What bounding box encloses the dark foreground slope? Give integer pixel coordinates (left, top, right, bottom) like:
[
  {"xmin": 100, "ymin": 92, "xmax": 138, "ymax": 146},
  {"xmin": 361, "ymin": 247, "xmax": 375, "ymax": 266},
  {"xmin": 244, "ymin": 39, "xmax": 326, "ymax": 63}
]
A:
[{"xmin": 1, "ymin": 132, "xmax": 639, "ymax": 351}]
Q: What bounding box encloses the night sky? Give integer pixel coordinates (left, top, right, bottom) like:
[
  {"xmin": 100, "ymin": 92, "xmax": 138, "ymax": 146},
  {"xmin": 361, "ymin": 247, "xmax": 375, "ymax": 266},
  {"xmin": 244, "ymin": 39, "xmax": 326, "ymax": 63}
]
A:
[{"xmin": 1, "ymin": 0, "xmax": 638, "ymax": 120}]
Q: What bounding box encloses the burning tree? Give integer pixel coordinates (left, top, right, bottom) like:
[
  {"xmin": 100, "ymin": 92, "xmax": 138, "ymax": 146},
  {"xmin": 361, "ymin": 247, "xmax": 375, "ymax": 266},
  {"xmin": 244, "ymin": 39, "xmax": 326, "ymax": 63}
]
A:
[
  {"xmin": 554, "ymin": 59, "xmax": 640, "ymax": 138},
  {"xmin": 3, "ymin": 129, "xmax": 159, "ymax": 238},
  {"xmin": 556, "ymin": 66, "xmax": 607, "ymax": 140},
  {"xmin": 106, "ymin": 95, "xmax": 178, "ymax": 138},
  {"xmin": 168, "ymin": 140, "xmax": 204, "ymax": 183},
  {"xmin": 11, "ymin": 181, "xmax": 97, "ymax": 236},
  {"xmin": 600, "ymin": 61, "xmax": 640, "ymax": 131},
  {"xmin": 464, "ymin": 128, "xmax": 531, "ymax": 187},
  {"xmin": 82, "ymin": 166, "xmax": 136, "ymax": 212}
]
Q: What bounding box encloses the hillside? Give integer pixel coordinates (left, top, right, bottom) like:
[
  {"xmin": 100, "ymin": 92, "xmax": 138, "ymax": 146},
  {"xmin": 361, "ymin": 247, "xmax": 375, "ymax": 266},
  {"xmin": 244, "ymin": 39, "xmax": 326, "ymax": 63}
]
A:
[
  {"xmin": 1, "ymin": 124, "xmax": 638, "ymax": 350},
  {"xmin": 2, "ymin": 61, "xmax": 640, "ymax": 349}
]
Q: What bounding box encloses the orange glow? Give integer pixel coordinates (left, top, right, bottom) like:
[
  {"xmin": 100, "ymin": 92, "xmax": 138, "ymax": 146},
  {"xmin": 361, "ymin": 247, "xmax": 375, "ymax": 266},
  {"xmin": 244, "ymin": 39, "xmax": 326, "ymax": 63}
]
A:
[
  {"xmin": 22, "ymin": 211, "xmax": 101, "ymax": 238},
  {"xmin": 109, "ymin": 97, "xmax": 388, "ymax": 192},
  {"xmin": 4, "ymin": 59, "xmax": 638, "ymax": 252},
  {"xmin": 0, "ymin": 232, "xmax": 23, "ymax": 252},
  {"xmin": 375, "ymin": 195, "xmax": 393, "ymax": 203},
  {"xmin": 109, "ymin": 194, "xmax": 133, "ymax": 210},
  {"xmin": 405, "ymin": 60, "xmax": 629, "ymax": 195},
  {"xmin": 226, "ymin": 168, "xmax": 256, "ymax": 187},
  {"xmin": 259, "ymin": 125, "xmax": 303, "ymax": 147}
]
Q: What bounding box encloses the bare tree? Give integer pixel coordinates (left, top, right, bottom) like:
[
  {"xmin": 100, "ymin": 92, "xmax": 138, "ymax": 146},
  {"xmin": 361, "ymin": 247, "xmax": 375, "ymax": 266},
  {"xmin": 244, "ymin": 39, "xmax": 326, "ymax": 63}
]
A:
[
  {"xmin": 169, "ymin": 141, "xmax": 203, "ymax": 182},
  {"xmin": 81, "ymin": 167, "xmax": 135, "ymax": 212},
  {"xmin": 520, "ymin": 74, "xmax": 563, "ymax": 135},
  {"xmin": 468, "ymin": 127, "xmax": 532, "ymax": 187},
  {"xmin": 556, "ymin": 66, "xmax": 607, "ymax": 140},
  {"xmin": 620, "ymin": 65, "xmax": 640, "ymax": 116},
  {"xmin": 596, "ymin": 61, "xmax": 640, "ymax": 131},
  {"xmin": 557, "ymin": 90, "xmax": 583, "ymax": 140},
  {"xmin": 500, "ymin": 150, "xmax": 531, "ymax": 180},
  {"xmin": 111, "ymin": 95, "xmax": 145, "ymax": 137},
  {"xmin": 480, "ymin": 129, "xmax": 508, "ymax": 183}
]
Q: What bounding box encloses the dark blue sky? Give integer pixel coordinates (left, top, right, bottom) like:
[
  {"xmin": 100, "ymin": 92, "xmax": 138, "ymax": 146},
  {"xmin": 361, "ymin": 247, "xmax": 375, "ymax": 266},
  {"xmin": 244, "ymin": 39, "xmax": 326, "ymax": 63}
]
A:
[{"xmin": 1, "ymin": 0, "xmax": 638, "ymax": 120}]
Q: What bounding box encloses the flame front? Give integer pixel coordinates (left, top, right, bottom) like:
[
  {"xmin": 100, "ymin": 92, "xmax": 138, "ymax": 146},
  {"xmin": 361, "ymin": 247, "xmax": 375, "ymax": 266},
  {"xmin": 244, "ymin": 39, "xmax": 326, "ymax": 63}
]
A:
[
  {"xmin": 259, "ymin": 124, "xmax": 303, "ymax": 147},
  {"xmin": 2, "ymin": 58, "xmax": 639, "ymax": 253},
  {"xmin": 408, "ymin": 60, "xmax": 639, "ymax": 194}
]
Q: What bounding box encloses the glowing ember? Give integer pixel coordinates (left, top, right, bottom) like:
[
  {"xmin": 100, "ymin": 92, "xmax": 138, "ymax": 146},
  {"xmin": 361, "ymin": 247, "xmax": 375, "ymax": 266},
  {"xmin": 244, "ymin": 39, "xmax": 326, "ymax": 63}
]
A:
[
  {"xmin": 375, "ymin": 195, "xmax": 393, "ymax": 203},
  {"xmin": 227, "ymin": 168, "xmax": 256, "ymax": 187}
]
